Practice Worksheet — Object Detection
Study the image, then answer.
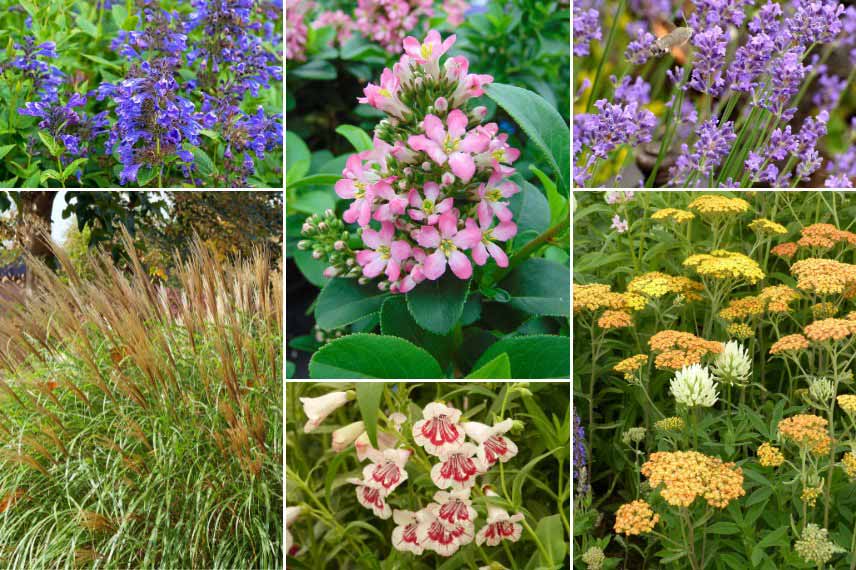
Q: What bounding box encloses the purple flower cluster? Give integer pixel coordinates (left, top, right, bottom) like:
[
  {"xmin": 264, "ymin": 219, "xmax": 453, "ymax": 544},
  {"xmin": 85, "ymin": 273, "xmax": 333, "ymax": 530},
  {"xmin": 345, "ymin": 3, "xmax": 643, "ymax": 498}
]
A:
[
  {"xmin": 573, "ymin": 412, "xmax": 588, "ymax": 495},
  {"xmin": 19, "ymin": 94, "xmax": 109, "ymax": 160},
  {"xmin": 688, "ymin": 27, "xmax": 727, "ymax": 96},
  {"xmin": 625, "ymin": 27, "xmax": 656, "ymax": 65},
  {"xmin": 669, "ymin": 119, "xmax": 736, "ymax": 185},
  {"xmin": 574, "ymin": 2, "xmax": 602, "ymax": 57},
  {"xmin": 688, "ymin": 0, "xmax": 753, "ymax": 30},
  {"xmin": 9, "ymin": 38, "xmax": 63, "ymax": 103}
]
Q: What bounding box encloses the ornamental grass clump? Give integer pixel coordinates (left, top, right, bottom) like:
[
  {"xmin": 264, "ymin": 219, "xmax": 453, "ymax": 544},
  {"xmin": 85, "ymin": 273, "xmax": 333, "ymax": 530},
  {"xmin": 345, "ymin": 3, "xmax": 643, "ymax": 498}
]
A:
[{"xmin": 0, "ymin": 232, "xmax": 282, "ymax": 568}]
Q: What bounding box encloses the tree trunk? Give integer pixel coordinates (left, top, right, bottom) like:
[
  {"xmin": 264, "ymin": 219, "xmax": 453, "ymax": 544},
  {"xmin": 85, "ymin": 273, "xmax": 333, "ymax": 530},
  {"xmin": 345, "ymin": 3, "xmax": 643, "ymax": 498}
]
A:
[{"xmin": 15, "ymin": 191, "xmax": 57, "ymax": 289}]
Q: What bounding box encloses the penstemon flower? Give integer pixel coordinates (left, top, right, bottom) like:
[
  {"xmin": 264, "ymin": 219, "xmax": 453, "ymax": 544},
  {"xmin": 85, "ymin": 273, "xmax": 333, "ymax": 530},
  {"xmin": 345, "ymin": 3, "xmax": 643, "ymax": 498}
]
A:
[
  {"xmin": 413, "ymin": 402, "xmax": 465, "ymax": 455},
  {"xmin": 307, "ymin": 30, "xmax": 519, "ymax": 293},
  {"xmin": 363, "ymin": 448, "xmax": 412, "ymax": 493},
  {"xmin": 430, "ymin": 442, "xmax": 485, "ymax": 489},
  {"xmin": 348, "ymin": 477, "xmax": 393, "ymax": 519},
  {"xmin": 332, "ymin": 420, "xmax": 365, "ymax": 452},
  {"xmin": 300, "ymin": 390, "xmax": 354, "ymax": 432},
  {"xmin": 462, "ymin": 419, "xmax": 519, "ymax": 467},
  {"xmin": 392, "ymin": 509, "xmax": 424, "ymax": 554},
  {"xmin": 285, "ymin": 505, "xmax": 303, "ymax": 553},
  {"xmin": 475, "ymin": 487, "xmax": 524, "ymax": 546}
]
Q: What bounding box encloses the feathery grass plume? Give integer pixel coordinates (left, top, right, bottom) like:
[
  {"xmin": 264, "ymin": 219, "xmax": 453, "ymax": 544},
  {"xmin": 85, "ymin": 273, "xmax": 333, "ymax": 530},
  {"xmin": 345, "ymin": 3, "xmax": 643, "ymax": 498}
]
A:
[{"xmin": 0, "ymin": 229, "xmax": 282, "ymax": 568}]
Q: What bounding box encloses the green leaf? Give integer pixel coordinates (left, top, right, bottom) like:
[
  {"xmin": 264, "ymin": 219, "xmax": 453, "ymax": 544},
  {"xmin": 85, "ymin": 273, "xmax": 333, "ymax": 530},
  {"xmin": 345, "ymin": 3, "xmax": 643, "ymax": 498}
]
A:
[
  {"xmin": 111, "ymin": 4, "xmax": 128, "ymax": 29},
  {"xmin": 484, "ymin": 82, "xmax": 570, "ymax": 196},
  {"xmin": 335, "ymin": 125, "xmax": 374, "ymax": 152},
  {"xmin": 294, "ymin": 248, "xmax": 330, "ymax": 288},
  {"xmin": 81, "ymin": 53, "xmax": 122, "ymax": 71},
  {"xmin": 339, "ymin": 37, "xmax": 388, "ymax": 63},
  {"xmin": 500, "ymin": 258, "xmax": 570, "ymax": 317},
  {"xmin": 530, "ymin": 164, "xmax": 568, "ymax": 224},
  {"xmin": 406, "ymin": 273, "xmax": 470, "ymax": 334},
  {"xmin": 309, "ymin": 334, "xmax": 443, "ymax": 378},
  {"xmin": 0, "ymin": 144, "xmax": 15, "ymax": 161},
  {"xmin": 532, "ymin": 514, "xmax": 567, "ymax": 569},
  {"xmin": 0, "ymin": 177, "xmax": 18, "ymax": 188},
  {"xmin": 40, "ymin": 169, "xmax": 61, "ymax": 184},
  {"xmin": 291, "ymin": 60, "xmax": 337, "ymax": 80},
  {"xmin": 356, "ymin": 383, "xmax": 384, "ymax": 447},
  {"xmin": 286, "ymin": 361, "xmax": 295, "ymax": 379},
  {"xmin": 315, "ymin": 278, "xmax": 389, "ymax": 329},
  {"xmin": 380, "ymin": 296, "xmax": 453, "ymax": 369},
  {"xmin": 136, "ymin": 166, "xmax": 158, "ymax": 187},
  {"xmin": 286, "ymin": 131, "xmax": 311, "ymax": 181},
  {"xmin": 465, "ymin": 353, "xmax": 511, "ymax": 379},
  {"xmin": 512, "ymin": 447, "xmax": 561, "ymax": 508},
  {"xmin": 74, "ymin": 13, "xmax": 98, "ymax": 37},
  {"xmin": 38, "ymin": 132, "xmax": 62, "ymax": 157},
  {"xmin": 61, "ymin": 158, "xmax": 88, "ymax": 181},
  {"xmin": 286, "ymin": 173, "xmax": 341, "ymax": 190},
  {"xmin": 707, "ymin": 522, "xmax": 741, "ymax": 534},
  {"xmin": 508, "ymin": 177, "xmax": 550, "ymax": 246},
  {"xmin": 289, "ymin": 190, "xmax": 336, "ymax": 216},
  {"xmin": 472, "ymin": 335, "xmax": 569, "ymax": 378},
  {"xmin": 188, "ymin": 145, "xmax": 215, "ymax": 178}
]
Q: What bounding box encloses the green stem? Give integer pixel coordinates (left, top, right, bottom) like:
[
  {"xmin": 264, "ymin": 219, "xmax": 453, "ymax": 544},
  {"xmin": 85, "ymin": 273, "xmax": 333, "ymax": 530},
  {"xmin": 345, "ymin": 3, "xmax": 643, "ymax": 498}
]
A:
[
  {"xmin": 494, "ymin": 216, "xmax": 569, "ymax": 283},
  {"xmin": 586, "ymin": 0, "xmax": 626, "ymax": 113}
]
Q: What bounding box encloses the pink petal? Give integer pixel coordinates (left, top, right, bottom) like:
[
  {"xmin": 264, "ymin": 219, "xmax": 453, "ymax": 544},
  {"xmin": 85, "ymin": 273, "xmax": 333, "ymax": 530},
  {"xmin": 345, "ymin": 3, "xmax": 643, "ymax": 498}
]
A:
[
  {"xmin": 408, "ymin": 188, "xmax": 421, "ymax": 207},
  {"xmin": 423, "ymin": 251, "xmax": 447, "ymax": 280},
  {"xmin": 453, "ymin": 226, "xmax": 481, "ymax": 250},
  {"xmin": 343, "ymin": 153, "xmax": 364, "ymax": 178},
  {"xmin": 448, "ymin": 250, "xmax": 472, "ymax": 279},
  {"xmin": 438, "ymin": 212, "xmax": 458, "ymax": 238},
  {"xmin": 436, "ymin": 197, "xmax": 454, "ymax": 214},
  {"xmin": 477, "ymin": 204, "xmax": 493, "ymax": 228},
  {"xmin": 423, "ymin": 114, "xmax": 446, "ymax": 144},
  {"xmin": 373, "ymin": 182, "xmax": 395, "ymax": 200},
  {"xmin": 343, "ymin": 202, "xmax": 360, "ymax": 224},
  {"xmin": 355, "ymin": 250, "xmax": 376, "ymax": 266},
  {"xmin": 379, "ymin": 222, "xmax": 395, "ymax": 244},
  {"xmin": 390, "ymin": 240, "xmax": 412, "ymax": 261},
  {"xmin": 409, "ymin": 208, "xmax": 426, "ymax": 221},
  {"xmin": 413, "ymin": 225, "xmax": 441, "ymax": 248},
  {"xmin": 492, "ymin": 221, "xmax": 517, "ymax": 241},
  {"xmin": 363, "ymin": 255, "xmax": 387, "ymax": 278},
  {"xmin": 358, "ymin": 199, "xmax": 374, "ymax": 227},
  {"xmin": 423, "ymin": 182, "xmax": 440, "ymax": 201},
  {"xmin": 500, "ymin": 181, "xmax": 520, "ymax": 198},
  {"xmin": 441, "ymin": 34, "xmax": 457, "ymax": 54},
  {"xmin": 494, "ymin": 203, "xmax": 513, "ymax": 223},
  {"xmin": 386, "ymin": 259, "xmax": 401, "ymax": 282},
  {"xmin": 486, "ymin": 242, "xmax": 508, "ymax": 267},
  {"xmin": 460, "ymin": 132, "xmax": 490, "ymax": 153},
  {"xmin": 362, "ymin": 228, "xmax": 383, "ymax": 250},
  {"xmin": 389, "ymin": 196, "xmax": 408, "ymax": 215},
  {"xmin": 449, "ymin": 152, "xmax": 475, "ymax": 183},
  {"xmin": 335, "ymin": 179, "xmax": 356, "ymax": 199},
  {"xmin": 471, "ymin": 243, "xmax": 488, "ymax": 266},
  {"xmin": 446, "ymin": 110, "xmax": 468, "ymax": 140},
  {"xmin": 402, "ymin": 36, "xmax": 421, "ymax": 58}
]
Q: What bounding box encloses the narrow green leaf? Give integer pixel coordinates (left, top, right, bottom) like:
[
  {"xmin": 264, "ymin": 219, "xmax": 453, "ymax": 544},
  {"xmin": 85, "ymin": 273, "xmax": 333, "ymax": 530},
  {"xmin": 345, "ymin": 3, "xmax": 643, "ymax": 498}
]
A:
[
  {"xmin": 37, "ymin": 132, "xmax": 62, "ymax": 157},
  {"xmin": 0, "ymin": 144, "xmax": 15, "ymax": 161},
  {"xmin": 62, "ymin": 158, "xmax": 88, "ymax": 180},
  {"xmin": 39, "ymin": 169, "xmax": 61, "ymax": 183},
  {"xmin": 335, "ymin": 125, "xmax": 374, "ymax": 152},
  {"xmin": 75, "ymin": 14, "xmax": 99, "ymax": 38},
  {"xmin": 356, "ymin": 383, "xmax": 384, "ymax": 447}
]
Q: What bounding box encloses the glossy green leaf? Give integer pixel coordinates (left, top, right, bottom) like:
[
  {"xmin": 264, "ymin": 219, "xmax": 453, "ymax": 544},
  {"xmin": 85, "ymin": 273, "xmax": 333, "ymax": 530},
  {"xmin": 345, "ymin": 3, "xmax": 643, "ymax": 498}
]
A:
[
  {"xmin": 286, "ymin": 131, "xmax": 311, "ymax": 181},
  {"xmin": 465, "ymin": 353, "xmax": 511, "ymax": 379},
  {"xmin": 291, "ymin": 59, "xmax": 337, "ymax": 80},
  {"xmin": 406, "ymin": 273, "xmax": 470, "ymax": 334},
  {"xmin": 472, "ymin": 335, "xmax": 569, "ymax": 378},
  {"xmin": 508, "ymin": 177, "xmax": 550, "ymax": 246},
  {"xmin": 286, "ymin": 173, "xmax": 341, "ymax": 190},
  {"xmin": 315, "ymin": 278, "xmax": 388, "ymax": 329},
  {"xmin": 380, "ymin": 296, "xmax": 453, "ymax": 369},
  {"xmin": 500, "ymin": 258, "xmax": 570, "ymax": 317},
  {"xmin": 309, "ymin": 334, "xmax": 443, "ymax": 378},
  {"xmin": 335, "ymin": 125, "xmax": 374, "ymax": 152}
]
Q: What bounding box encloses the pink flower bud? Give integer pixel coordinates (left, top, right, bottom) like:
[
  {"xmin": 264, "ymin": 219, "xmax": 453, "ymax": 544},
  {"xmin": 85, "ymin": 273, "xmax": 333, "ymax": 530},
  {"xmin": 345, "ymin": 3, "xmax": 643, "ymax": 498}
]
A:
[
  {"xmin": 434, "ymin": 97, "xmax": 448, "ymax": 111},
  {"xmin": 334, "ymin": 240, "xmax": 346, "ymax": 250},
  {"xmin": 332, "ymin": 420, "xmax": 365, "ymax": 452},
  {"xmin": 300, "ymin": 391, "xmax": 355, "ymax": 433},
  {"xmin": 323, "ymin": 266, "xmax": 340, "ymax": 278},
  {"xmin": 472, "ymin": 106, "xmax": 487, "ymax": 120},
  {"xmin": 441, "ymin": 172, "xmax": 455, "ymax": 187},
  {"xmin": 422, "ymin": 161, "xmax": 432, "ymax": 171},
  {"xmin": 312, "ymin": 250, "xmax": 323, "ymax": 259},
  {"xmin": 302, "ymin": 223, "xmax": 313, "ymax": 233}
]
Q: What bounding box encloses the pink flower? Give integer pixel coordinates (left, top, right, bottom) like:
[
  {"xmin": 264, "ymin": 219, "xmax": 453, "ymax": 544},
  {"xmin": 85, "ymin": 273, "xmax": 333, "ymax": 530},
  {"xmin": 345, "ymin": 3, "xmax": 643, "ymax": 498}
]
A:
[
  {"xmin": 426, "ymin": 489, "xmax": 478, "ymax": 529},
  {"xmin": 371, "ymin": 183, "xmax": 408, "ymax": 223},
  {"xmin": 313, "ymin": 10, "xmax": 355, "ymax": 46},
  {"xmin": 392, "ymin": 510, "xmax": 424, "ymax": 555},
  {"xmin": 362, "ymin": 448, "xmax": 411, "ymax": 493},
  {"xmin": 407, "ymin": 182, "xmax": 454, "ymax": 224},
  {"xmin": 348, "ymin": 477, "xmax": 392, "ymax": 519},
  {"xmin": 475, "ymin": 132, "xmax": 521, "ymax": 170},
  {"xmin": 408, "ymin": 110, "xmax": 490, "ymax": 182},
  {"xmin": 355, "ymin": 0, "xmax": 434, "ymax": 53},
  {"xmin": 335, "ymin": 153, "xmax": 380, "ymax": 227},
  {"xmin": 464, "ymin": 208, "xmax": 517, "ymax": 268},
  {"xmin": 462, "ymin": 419, "xmax": 518, "ymax": 467},
  {"xmin": 392, "ymin": 247, "xmax": 428, "ymax": 293},
  {"xmin": 355, "ymin": 222, "xmax": 412, "ymax": 282},
  {"xmin": 358, "ymin": 68, "xmax": 410, "ymax": 118},
  {"xmin": 475, "ymin": 172, "xmax": 519, "ymax": 223},
  {"xmin": 403, "ymin": 30, "xmax": 456, "ymax": 78},
  {"xmin": 444, "ymin": 56, "xmax": 493, "ymax": 107},
  {"xmin": 611, "ymin": 215, "xmax": 628, "ymax": 233},
  {"xmin": 300, "ymin": 391, "xmax": 353, "ymax": 433},
  {"xmin": 331, "ymin": 421, "xmax": 365, "ymax": 452},
  {"xmin": 442, "ymin": 0, "xmax": 469, "ymax": 26},
  {"xmin": 430, "ymin": 442, "xmax": 485, "ymax": 489},
  {"xmin": 412, "ymin": 402, "xmax": 465, "ymax": 455},
  {"xmin": 416, "ymin": 509, "xmax": 474, "ymax": 556},
  {"xmin": 475, "ymin": 488, "xmax": 523, "ymax": 546},
  {"xmin": 411, "ymin": 212, "xmax": 480, "ymax": 280}
]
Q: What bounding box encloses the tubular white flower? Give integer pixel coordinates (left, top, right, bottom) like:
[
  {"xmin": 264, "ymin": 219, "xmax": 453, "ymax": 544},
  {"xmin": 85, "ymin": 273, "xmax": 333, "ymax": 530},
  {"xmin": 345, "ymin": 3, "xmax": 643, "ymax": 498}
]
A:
[
  {"xmin": 430, "ymin": 442, "xmax": 485, "ymax": 489},
  {"xmin": 416, "ymin": 508, "xmax": 474, "ymax": 557},
  {"xmin": 331, "ymin": 421, "xmax": 365, "ymax": 452},
  {"xmin": 670, "ymin": 364, "xmax": 719, "ymax": 408},
  {"xmin": 475, "ymin": 490, "xmax": 523, "ymax": 546},
  {"xmin": 362, "ymin": 448, "xmax": 411, "ymax": 493},
  {"xmin": 392, "ymin": 509, "xmax": 424, "ymax": 554},
  {"xmin": 427, "ymin": 488, "xmax": 477, "ymax": 529},
  {"xmin": 389, "ymin": 412, "xmax": 407, "ymax": 431},
  {"xmin": 300, "ymin": 391, "xmax": 353, "ymax": 433},
  {"xmin": 463, "ymin": 419, "xmax": 518, "ymax": 467},
  {"xmin": 347, "ymin": 477, "xmax": 392, "ymax": 519},
  {"xmin": 285, "ymin": 506, "xmax": 302, "ymax": 553},
  {"xmin": 413, "ymin": 402, "xmax": 465, "ymax": 456},
  {"xmin": 354, "ymin": 430, "xmax": 398, "ymax": 462},
  {"xmin": 711, "ymin": 341, "xmax": 752, "ymax": 386}
]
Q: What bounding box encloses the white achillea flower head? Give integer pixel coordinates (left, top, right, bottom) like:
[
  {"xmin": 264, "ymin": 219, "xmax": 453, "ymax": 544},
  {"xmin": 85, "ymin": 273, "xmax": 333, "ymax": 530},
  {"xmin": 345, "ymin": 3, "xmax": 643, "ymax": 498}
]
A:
[
  {"xmin": 711, "ymin": 340, "xmax": 752, "ymax": 386},
  {"xmin": 670, "ymin": 364, "xmax": 719, "ymax": 408}
]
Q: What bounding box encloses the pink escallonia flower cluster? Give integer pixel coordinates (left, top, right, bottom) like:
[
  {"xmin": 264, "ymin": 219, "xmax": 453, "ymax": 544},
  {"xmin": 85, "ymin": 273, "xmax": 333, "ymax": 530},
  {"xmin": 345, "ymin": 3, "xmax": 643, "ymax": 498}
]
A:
[
  {"xmin": 334, "ymin": 30, "xmax": 521, "ymax": 293},
  {"xmin": 291, "ymin": 394, "xmax": 524, "ymax": 558}
]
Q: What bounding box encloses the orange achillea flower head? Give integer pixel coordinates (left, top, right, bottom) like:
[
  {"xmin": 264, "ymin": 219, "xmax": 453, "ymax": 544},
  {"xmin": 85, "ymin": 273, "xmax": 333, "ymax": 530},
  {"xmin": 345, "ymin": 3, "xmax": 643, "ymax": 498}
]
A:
[
  {"xmin": 649, "ymin": 330, "xmax": 723, "ymax": 370},
  {"xmin": 614, "ymin": 354, "xmax": 648, "ymax": 380},
  {"xmin": 769, "ymin": 333, "xmax": 810, "ymax": 355},
  {"xmin": 614, "ymin": 500, "xmax": 659, "ymax": 536},
  {"xmin": 796, "ymin": 223, "xmax": 856, "ymax": 250},
  {"xmin": 758, "ymin": 285, "xmax": 801, "ymax": 313},
  {"xmin": 790, "ymin": 258, "xmax": 856, "ymax": 295},
  {"xmin": 651, "ymin": 208, "xmax": 695, "ymax": 223},
  {"xmin": 804, "ymin": 318, "xmax": 856, "ymax": 342},
  {"xmin": 687, "ymin": 195, "xmax": 751, "ymax": 216},
  {"xmin": 719, "ymin": 296, "xmax": 765, "ymax": 321},
  {"xmin": 837, "ymin": 395, "xmax": 856, "ymax": 414},
  {"xmin": 771, "ymin": 242, "xmax": 798, "ymax": 259},
  {"xmin": 641, "ymin": 451, "xmax": 745, "ymax": 509},
  {"xmin": 778, "ymin": 414, "xmax": 831, "ymax": 455},
  {"xmin": 683, "ymin": 250, "xmax": 765, "ymax": 284},
  {"xmin": 748, "ymin": 218, "xmax": 788, "ymax": 235},
  {"xmin": 598, "ymin": 310, "xmax": 633, "ymax": 329},
  {"xmin": 757, "ymin": 442, "xmax": 785, "ymax": 467}
]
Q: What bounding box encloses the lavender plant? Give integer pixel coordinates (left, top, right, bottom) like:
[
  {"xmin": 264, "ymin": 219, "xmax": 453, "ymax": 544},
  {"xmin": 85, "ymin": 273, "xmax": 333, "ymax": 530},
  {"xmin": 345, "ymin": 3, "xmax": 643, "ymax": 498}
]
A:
[
  {"xmin": 0, "ymin": 0, "xmax": 282, "ymax": 187},
  {"xmin": 573, "ymin": 0, "xmax": 855, "ymax": 188}
]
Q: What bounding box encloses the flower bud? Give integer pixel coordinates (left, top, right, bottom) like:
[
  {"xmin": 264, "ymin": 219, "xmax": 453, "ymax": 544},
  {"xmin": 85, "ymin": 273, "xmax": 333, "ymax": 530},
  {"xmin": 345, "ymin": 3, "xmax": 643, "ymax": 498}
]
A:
[
  {"xmin": 334, "ymin": 240, "xmax": 346, "ymax": 251},
  {"xmin": 318, "ymin": 222, "xmax": 328, "ymax": 231},
  {"xmin": 434, "ymin": 97, "xmax": 448, "ymax": 111},
  {"xmin": 323, "ymin": 266, "xmax": 340, "ymax": 278},
  {"xmin": 312, "ymin": 250, "xmax": 324, "ymax": 259},
  {"xmin": 332, "ymin": 421, "xmax": 365, "ymax": 452},
  {"xmin": 471, "ymin": 106, "xmax": 488, "ymax": 120},
  {"xmin": 378, "ymin": 281, "xmax": 389, "ymax": 291},
  {"xmin": 441, "ymin": 172, "xmax": 455, "ymax": 187},
  {"xmin": 297, "ymin": 240, "xmax": 310, "ymax": 250},
  {"xmin": 324, "ymin": 208, "xmax": 334, "ymax": 217},
  {"xmin": 301, "ymin": 223, "xmax": 314, "ymax": 234},
  {"xmin": 358, "ymin": 276, "xmax": 369, "ymax": 285},
  {"xmin": 422, "ymin": 161, "xmax": 432, "ymax": 171}
]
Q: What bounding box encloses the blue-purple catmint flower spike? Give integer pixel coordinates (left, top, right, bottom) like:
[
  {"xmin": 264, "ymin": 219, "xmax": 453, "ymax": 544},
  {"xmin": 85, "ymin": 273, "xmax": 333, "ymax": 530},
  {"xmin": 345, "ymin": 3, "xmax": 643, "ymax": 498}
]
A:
[
  {"xmin": 11, "ymin": 37, "xmax": 64, "ymax": 103},
  {"xmin": 573, "ymin": 412, "xmax": 588, "ymax": 495}
]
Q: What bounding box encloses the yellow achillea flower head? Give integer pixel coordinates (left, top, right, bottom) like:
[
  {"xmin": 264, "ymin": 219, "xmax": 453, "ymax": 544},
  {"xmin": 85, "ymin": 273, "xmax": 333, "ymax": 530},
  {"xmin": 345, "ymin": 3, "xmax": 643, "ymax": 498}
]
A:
[
  {"xmin": 614, "ymin": 354, "xmax": 648, "ymax": 380},
  {"xmin": 688, "ymin": 195, "xmax": 751, "ymax": 216},
  {"xmin": 726, "ymin": 323, "xmax": 754, "ymax": 339},
  {"xmin": 748, "ymin": 218, "xmax": 788, "ymax": 235},
  {"xmin": 641, "ymin": 451, "xmax": 745, "ymax": 509},
  {"xmin": 842, "ymin": 452, "xmax": 856, "ymax": 479},
  {"xmin": 797, "ymin": 223, "xmax": 856, "ymax": 250},
  {"xmin": 758, "ymin": 285, "xmax": 800, "ymax": 313},
  {"xmin": 811, "ymin": 302, "xmax": 839, "ymax": 319},
  {"xmin": 598, "ymin": 310, "xmax": 633, "ymax": 329},
  {"xmin": 837, "ymin": 395, "xmax": 856, "ymax": 414},
  {"xmin": 649, "ymin": 330, "xmax": 724, "ymax": 370},
  {"xmin": 778, "ymin": 414, "xmax": 831, "ymax": 455},
  {"xmin": 651, "ymin": 208, "xmax": 695, "ymax": 224},
  {"xmin": 613, "ymin": 500, "xmax": 659, "ymax": 536},
  {"xmin": 771, "ymin": 242, "xmax": 798, "ymax": 259},
  {"xmin": 627, "ymin": 272, "xmax": 704, "ymax": 301},
  {"xmin": 769, "ymin": 333, "xmax": 809, "ymax": 355},
  {"xmin": 800, "ymin": 485, "xmax": 823, "ymax": 507},
  {"xmin": 719, "ymin": 296, "xmax": 765, "ymax": 321},
  {"xmin": 683, "ymin": 250, "xmax": 765, "ymax": 284},
  {"xmin": 573, "ymin": 284, "xmax": 646, "ymax": 314},
  {"xmin": 790, "ymin": 258, "xmax": 856, "ymax": 295},
  {"xmin": 757, "ymin": 442, "xmax": 785, "ymax": 467},
  {"xmin": 804, "ymin": 318, "xmax": 856, "ymax": 342},
  {"xmin": 654, "ymin": 416, "xmax": 685, "ymax": 432}
]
